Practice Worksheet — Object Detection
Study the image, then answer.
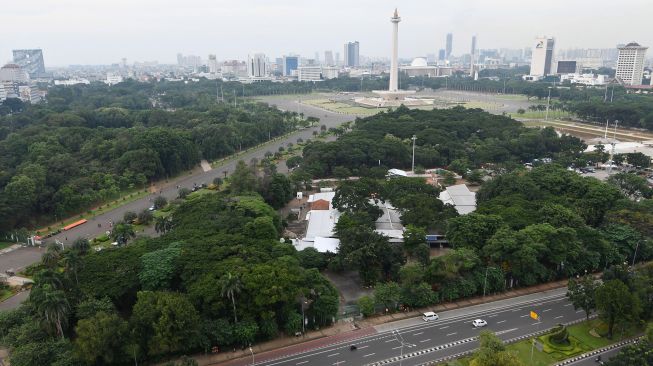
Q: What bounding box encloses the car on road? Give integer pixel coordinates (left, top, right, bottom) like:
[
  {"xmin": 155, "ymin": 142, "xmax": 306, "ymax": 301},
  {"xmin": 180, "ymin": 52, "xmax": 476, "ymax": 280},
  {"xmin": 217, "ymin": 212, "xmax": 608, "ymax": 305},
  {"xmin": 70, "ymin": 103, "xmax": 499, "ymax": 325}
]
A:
[
  {"xmin": 148, "ymin": 205, "xmax": 156, "ymax": 211},
  {"xmin": 422, "ymin": 312, "xmax": 439, "ymax": 322},
  {"xmin": 472, "ymin": 319, "xmax": 488, "ymax": 328}
]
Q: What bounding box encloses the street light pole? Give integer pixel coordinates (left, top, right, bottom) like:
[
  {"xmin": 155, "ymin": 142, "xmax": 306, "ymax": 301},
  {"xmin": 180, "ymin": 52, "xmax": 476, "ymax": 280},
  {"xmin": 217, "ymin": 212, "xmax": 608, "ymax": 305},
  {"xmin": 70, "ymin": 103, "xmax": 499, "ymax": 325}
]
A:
[
  {"xmin": 249, "ymin": 346, "xmax": 254, "ymax": 365},
  {"xmin": 483, "ymin": 267, "xmax": 489, "ymax": 297}
]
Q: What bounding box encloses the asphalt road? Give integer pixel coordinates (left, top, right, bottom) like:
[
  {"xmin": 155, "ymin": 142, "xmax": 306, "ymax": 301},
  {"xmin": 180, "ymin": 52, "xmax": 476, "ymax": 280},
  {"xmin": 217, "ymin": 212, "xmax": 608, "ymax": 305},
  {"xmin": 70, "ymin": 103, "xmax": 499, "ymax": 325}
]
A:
[
  {"xmin": 250, "ymin": 288, "xmax": 586, "ymax": 366},
  {"xmin": 0, "ymin": 96, "xmax": 353, "ymax": 276},
  {"xmin": 565, "ymin": 344, "xmax": 628, "ymax": 366}
]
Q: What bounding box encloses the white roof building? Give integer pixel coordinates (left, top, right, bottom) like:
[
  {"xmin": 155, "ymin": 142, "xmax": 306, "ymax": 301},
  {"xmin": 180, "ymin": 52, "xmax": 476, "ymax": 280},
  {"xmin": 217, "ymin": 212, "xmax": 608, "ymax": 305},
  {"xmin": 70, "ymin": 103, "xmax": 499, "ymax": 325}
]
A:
[{"xmin": 439, "ymin": 184, "xmax": 477, "ymax": 215}]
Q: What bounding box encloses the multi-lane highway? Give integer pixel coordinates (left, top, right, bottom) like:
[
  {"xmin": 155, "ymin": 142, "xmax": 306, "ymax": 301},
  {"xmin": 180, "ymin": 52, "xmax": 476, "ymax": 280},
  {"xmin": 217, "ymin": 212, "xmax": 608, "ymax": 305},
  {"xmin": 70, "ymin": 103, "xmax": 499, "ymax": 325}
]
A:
[
  {"xmin": 0, "ymin": 96, "xmax": 353, "ymax": 276},
  {"xmin": 244, "ymin": 288, "xmax": 586, "ymax": 366}
]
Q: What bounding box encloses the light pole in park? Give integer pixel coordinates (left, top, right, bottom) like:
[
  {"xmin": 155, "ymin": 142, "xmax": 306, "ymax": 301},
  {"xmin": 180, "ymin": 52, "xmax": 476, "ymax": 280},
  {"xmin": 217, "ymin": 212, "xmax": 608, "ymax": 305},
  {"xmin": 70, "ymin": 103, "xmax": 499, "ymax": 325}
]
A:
[
  {"xmin": 482, "ymin": 266, "xmax": 496, "ymax": 297},
  {"xmin": 248, "ymin": 346, "xmax": 254, "ymax": 365}
]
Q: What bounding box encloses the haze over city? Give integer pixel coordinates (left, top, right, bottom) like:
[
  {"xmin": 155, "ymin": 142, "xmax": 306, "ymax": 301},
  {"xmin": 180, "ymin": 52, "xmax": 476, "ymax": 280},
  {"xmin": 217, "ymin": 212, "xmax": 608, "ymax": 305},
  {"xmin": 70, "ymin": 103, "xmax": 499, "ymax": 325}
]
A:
[{"xmin": 2, "ymin": 0, "xmax": 652, "ymax": 65}]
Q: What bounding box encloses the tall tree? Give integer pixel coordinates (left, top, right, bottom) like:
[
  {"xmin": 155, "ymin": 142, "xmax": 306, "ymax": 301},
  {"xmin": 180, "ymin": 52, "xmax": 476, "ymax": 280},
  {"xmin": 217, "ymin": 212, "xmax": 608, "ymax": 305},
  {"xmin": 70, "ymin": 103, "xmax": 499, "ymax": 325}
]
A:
[
  {"xmin": 29, "ymin": 284, "xmax": 70, "ymax": 338},
  {"xmin": 566, "ymin": 274, "xmax": 599, "ymax": 322},
  {"xmin": 595, "ymin": 280, "xmax": 641, "ymax": 339},
  {"xmin": 220, "ymin": 272, "xmax": 243, "ymax": 324}
]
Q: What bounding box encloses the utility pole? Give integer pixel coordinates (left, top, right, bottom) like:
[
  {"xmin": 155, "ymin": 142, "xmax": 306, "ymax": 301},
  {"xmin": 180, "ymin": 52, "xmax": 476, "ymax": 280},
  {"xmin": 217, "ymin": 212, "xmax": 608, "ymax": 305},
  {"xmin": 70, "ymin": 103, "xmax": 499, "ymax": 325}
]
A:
[
  {"xmin": 545, "ymin": 87, "xmax": 552, "ymax": 120},
  {"xmin": 411, "ymin": 135, "xmax": 417, "ymax": 173}
]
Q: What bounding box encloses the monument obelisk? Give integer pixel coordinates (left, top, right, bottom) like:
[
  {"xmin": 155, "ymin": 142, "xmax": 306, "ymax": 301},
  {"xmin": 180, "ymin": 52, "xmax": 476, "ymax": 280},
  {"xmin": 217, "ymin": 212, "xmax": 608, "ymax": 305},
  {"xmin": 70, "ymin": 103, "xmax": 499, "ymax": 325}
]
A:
[{"xmin": 389, "ymin": 8, "xmax": 400, "ymax": 92}]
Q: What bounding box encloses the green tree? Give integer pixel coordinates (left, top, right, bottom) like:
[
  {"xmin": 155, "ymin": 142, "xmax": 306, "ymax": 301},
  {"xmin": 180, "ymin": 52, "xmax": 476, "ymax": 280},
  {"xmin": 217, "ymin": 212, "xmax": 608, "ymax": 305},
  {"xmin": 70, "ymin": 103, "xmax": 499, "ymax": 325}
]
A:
[
  {"xmin": 73, "ymin": 311, "xmax": 128, "ymax": 365},
  {"xmin": 358, "ymin": 295, "xmax": 375, "ymax": 317},
  {"xmin": 72, "ymin": 238, "xmax": 91, "ymax": 255},
  {"xmin": 403, "ymin": 225, "xmax": 426, "ymax": 258},
  {"xmin": 139, "ymin": 243, "xmax": 182, "ymax": 290},
  {"xmin": 374, "ymin": 282, "xmax": 401, "ymax": 311},
  {"xmin": 220, "ymin": 272, "xmax": 243, "ymax": 324},
  {"xmin": 566, "ymin": 274, "xmax": 599, "ymax": 322},
  {"xmin": 153, "ymin": 195, "xmax": 168, "ymax": 209},
  {"xmin": 123, "ymin": 211, "xmax": 137, "ymax": 223},
  {"xmin": 154, "ymin": 215, "xmax": 173, "ymax": 234},
  {"xmin": 595, "ymin": 280, "xmax": 641, "ymax": 339},
  {"xmin": 29, "ymin": 283, "xmax": 70, "ymax": 338},
  {"xmin": 111, "ymin": 222, "xmax": 136, "ymax": 245},
  {"xmin": 230, "ymin": 160, "xmax": 258, "ymax": 193},
  {"xmin": 469, "ymin": 330, "xmax": 524, "ymax": 366}
]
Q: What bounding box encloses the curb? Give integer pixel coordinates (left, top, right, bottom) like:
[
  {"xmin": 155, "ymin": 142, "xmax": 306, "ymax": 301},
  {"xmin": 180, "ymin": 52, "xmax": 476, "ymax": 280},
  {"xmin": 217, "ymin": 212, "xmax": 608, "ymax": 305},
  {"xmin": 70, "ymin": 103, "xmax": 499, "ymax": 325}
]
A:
[{"xmin": 0, "ymin": 245, "xmax": 23, "ymax": 256}]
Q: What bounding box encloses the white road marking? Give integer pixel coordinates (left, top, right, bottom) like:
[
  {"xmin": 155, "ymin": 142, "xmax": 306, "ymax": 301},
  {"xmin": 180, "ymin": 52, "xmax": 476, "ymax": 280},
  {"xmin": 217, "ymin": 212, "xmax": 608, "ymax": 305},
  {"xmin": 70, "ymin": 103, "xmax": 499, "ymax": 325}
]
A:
[
  {"xmin": 413, "ymin": 331, "xmax": 424, "ymax": 336},
  {"xmin": 392, "ymin": 346, "xmax": 402, "ymax": 350},
  {"xmin": 512, "ymin": 308, "xmax": 522, "ymax": 312},
  {"xmin": 543, "ymin": 308, "xmax": 552, "ymax": 312},
  {"xmin": 446, "ymin": 332, "xmax": 458, "ymax": 336},
  {"xmin": 363, "ymin": 353, "xmax": 376, "ymax": 358},
  {"xmin": 296, "ymin": 362, "xmax": 309, "ymax": 365},
  {"xmin": 564, "ymin": 303, "xmax": 573, "ymax": 307},
  {"xmin": 420, "ymin": 338, "xmax": 432, "ymax": 343},
  {"xmin": 357, "ymin": 345, "xmax": 369, "ymax": 350},
  {"xmin": 439, "ymin": 326, "xmax": 449, "ymax": 329},
  {"xmin": 489, "ymin": 314, "xmax": 498, "ymax": 318},
  {"xmin": 385, "ymin": 339, "xmax": 395, "ymax": 343},
  {"xmin": 327, "ymin": 353, "xmax": 340, "ymax": 357},
  {"xmin": 531, "ymin": 322, "xmax": 541, "ymax": 326},
  {"xmin": 332, "ymin": 362, "xmax": 345, "ymax": 366},
  {"xmin": 497, "ymin": 320, "xmax": 506, "ymax": 324},
  {"xmin": 576, "ymin": 310, "xmax": 584, "ymax": 313},
  {"xmin": 520, "ymin": 314, "xmax": 529, "ymax": 318},
  {"xmin": 555, "ymin": 316, "xmax": 564, "ymax": 319}
]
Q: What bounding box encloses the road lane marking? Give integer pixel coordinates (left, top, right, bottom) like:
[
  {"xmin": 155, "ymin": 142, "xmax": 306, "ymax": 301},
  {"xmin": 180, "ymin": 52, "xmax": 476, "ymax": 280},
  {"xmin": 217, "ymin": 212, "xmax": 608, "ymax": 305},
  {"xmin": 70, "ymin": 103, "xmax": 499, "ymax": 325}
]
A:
[
  {"xmin": 392, "ymin": 346, "xmax": 402, "ymax": 350},
  {"xmin": 564, "ymin": 303, "xmax": 573, "ymax": 307},
  {"xmin": 357, "ymin": 345, "xmax": 369, "ymax": 349},
  {"xmin": 327, "ymin": 353, "xmax": 340, "ymax": 357},
  {"xmin": 385, "ymin": 339, "xmax": 395, "ymax": 343},
  {"xmin": 413, "ymin": 331, "xmax": 424, "ymax": 336},
  {"xmin": 296, "ymin": 362, "xmax": 308, "ymax": 365},
  {"xmin": 363, "ymin": 353, "xmax": 376, "ymax": 358},
  {"xmin": 543, "ymin": 308, "xmax": 552, "ymax": 312},
  {"xmin": 420, "ymin": 338, "xmax": 432, "ymax": 343},
  {"xmin": 520, "ymin": 314, "xmax": 529, "ymax": 318},
  {"xmin": 332, "ymin": 362, "xmax": 345, "ymax": 365},
  {"xmin": 555, "ymin": 316, "xmax": 564, "ymax": 319},
  {"xmin": 576, "ymin": 310, "xmax": 584, "ymax": 313},
  {"xmin": 489, "ymin": 314, "xmax": 498, "ymax": 318},
  {"xmin": 531, "ymin": 322, "xmax": 541, "ymax": 326},
  {"xmin": 512, "ymin": 308, "xmax": 522, "ymax": 312},
  {"xmin": 439, "ymin": 326, "xmax": 449, "ymax": 329},
  {"xmin": 446, "ymin": 332, "xmax": 458, "ymax": 336},
  {"xmin": 497, "ymin": 320, "xmax": 506, "ymax": 324}
]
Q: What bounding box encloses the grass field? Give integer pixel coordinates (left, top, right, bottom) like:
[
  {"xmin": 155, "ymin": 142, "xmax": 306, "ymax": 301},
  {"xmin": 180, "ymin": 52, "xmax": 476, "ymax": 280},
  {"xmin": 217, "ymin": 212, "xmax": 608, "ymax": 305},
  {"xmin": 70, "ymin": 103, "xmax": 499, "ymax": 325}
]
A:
[
  {"xmin": 0, "ymin": 241, "xmax": 14, "ymax": 250},
  {"xmin": 509, "ymin": 111, "xmax": 572, "ymax": 119},
  {"xmin": 301, "ymin": 98, "xmax": 382, "ymax": 115},
  {"xmin": 0, "ymin": 288, "xmax": 15, "ymax": 302}
]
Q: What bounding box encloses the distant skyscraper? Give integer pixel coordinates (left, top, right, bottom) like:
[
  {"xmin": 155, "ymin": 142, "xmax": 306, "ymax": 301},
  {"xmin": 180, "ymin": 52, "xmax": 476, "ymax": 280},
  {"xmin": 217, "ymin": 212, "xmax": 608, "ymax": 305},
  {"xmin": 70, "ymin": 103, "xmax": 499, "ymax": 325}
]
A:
[
  {"xmin": 325, "ymin": 51, "xmax": 334, "ymax": 66},
  {"xmin": 0, "ymin": 63, "xmax": 29, "ymax": 83},
  {"xmin": 344, "ymin": 41, "xmax": 360, "ymax": 67},
  {"xmin": 208, "ymin": 54, "xmax": 218, "ymax": 74},
  {"xmin": 247, "ymin": 53, "xmax": 268, "ymax": 78},
  {"xmin": 445, "ymin": 33, "xmax": 453, "ymax": 59},
  {"xmin": 12, "ymin": 49, "xmax": 45, "ymax": 78},
  {"xmin": 177, "ymin": 53, "xmax": 184, "ymax": 65},
  {"xmin": 616, "ymin": 42, "xmax": 648, "ymax": 85},
  {"xmin": 282, "ymin": 55, "xmax": 299, "ymax": 76},
  {"xmin": 530, "ymin": 36, "xmax": 555, "ymax": 77},
  {"xmin": 471, "ymin": 36, "xmax": 477, "ymax": 58},
  {"xmin": 335, "ymin": 52, "xmax": 341, "ymax": 66},
  {"xmin": 470, "ymin": 35, "xmax": 477, "ymax": 75},
  {"xmin": 315, "ymin": 52, "xmax": 320, "ymax": 64},
  {"xmin": 438, "ymin": 49, "xmax": 446, "ymax": 61}
]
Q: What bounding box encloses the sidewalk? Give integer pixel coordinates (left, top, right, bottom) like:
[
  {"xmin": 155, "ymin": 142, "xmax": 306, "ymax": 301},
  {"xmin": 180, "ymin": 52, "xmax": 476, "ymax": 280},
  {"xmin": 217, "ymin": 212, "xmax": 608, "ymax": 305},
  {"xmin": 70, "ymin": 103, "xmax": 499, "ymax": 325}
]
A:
[
  {"xmin": 0, "ymin": 245, "xmax": 22, "ymax": 256},
  {"xmin": 186, "ymin": 279, "xmax": 569, "ymax": 366}
]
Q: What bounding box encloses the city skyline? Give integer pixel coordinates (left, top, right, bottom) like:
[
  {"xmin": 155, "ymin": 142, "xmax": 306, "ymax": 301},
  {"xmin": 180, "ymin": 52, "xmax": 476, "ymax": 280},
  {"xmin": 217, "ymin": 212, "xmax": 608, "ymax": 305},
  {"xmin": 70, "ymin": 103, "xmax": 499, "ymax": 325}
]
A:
[{"xmin": 2, "ymin": 0, "xmax": 652, "ymax": 66}]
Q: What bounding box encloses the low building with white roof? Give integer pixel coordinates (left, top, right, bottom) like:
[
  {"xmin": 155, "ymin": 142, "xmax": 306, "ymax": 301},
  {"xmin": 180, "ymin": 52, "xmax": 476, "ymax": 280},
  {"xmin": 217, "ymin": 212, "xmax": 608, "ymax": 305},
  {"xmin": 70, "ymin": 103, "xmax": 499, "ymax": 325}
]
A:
[{"xmin": 439, "ymin": 184, "xmax": 477, "ymax": 215}]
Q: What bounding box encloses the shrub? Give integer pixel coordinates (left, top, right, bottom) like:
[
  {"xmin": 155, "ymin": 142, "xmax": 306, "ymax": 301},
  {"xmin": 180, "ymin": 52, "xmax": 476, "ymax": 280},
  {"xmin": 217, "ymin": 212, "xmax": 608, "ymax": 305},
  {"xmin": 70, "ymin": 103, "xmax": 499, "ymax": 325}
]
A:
[
  {"xmin": 358, "ymin": 296, "xmax": 375, "ymax": 317},
  {"xmin": 549, "ymin": 324, "xmax": 570, "ymax": 345}
]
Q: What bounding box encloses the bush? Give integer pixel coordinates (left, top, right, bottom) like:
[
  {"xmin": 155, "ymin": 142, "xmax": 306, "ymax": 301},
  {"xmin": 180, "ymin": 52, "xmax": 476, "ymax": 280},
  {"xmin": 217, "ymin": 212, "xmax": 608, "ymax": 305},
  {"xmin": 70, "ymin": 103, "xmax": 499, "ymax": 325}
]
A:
[
  {"xmin": 549, "ymin": 324, "xmax": 570, "ymax": 345},
  {"xmin": 138, "ymin": 209, "xmax": 153, "ymax": 225},
  {"xmin": 95, "ymin": 234, "xmax": 110, "ymax": 243},
  {"xmin": 177, "ymin": 188, "xmax": 191, "ymax": 199},
  {"xmin": 154, "ymin": 195, "xmax": 168, "ymax": 209},
  {"xmin": 123, "ymin": 211, "xmax": 137, "ymax": 223},
  {"xmin": 358, "ymin": 296, "xmax": 375, "ymax": 317}
]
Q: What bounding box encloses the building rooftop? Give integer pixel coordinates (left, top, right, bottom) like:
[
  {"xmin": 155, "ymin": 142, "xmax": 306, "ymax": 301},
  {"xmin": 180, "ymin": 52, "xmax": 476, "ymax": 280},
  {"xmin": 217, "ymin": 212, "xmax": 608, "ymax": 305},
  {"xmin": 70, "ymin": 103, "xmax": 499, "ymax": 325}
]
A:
[{"xmin": 439, "ymin": 184, "xmax": 477, "ymax": 215}]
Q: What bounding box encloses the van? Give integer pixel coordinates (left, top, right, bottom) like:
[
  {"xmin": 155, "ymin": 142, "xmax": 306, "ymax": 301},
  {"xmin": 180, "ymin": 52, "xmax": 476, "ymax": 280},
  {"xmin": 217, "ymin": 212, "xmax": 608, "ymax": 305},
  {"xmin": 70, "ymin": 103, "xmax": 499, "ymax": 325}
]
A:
[{"xmin": 422, "ymin": 312, "xmax": 439, "ymax": 322}]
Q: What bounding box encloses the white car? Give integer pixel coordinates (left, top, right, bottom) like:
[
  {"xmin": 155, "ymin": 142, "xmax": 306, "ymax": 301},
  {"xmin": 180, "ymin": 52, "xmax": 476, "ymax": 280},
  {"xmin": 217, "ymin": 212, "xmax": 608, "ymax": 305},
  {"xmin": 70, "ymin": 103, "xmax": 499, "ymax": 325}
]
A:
[
  {"xmin": 472, "ymin": 319, "xmax": 488, "ymax": 328},
  {"xmin": 422, "ymin": 312, "xmax": 439, "ymax": 322}
]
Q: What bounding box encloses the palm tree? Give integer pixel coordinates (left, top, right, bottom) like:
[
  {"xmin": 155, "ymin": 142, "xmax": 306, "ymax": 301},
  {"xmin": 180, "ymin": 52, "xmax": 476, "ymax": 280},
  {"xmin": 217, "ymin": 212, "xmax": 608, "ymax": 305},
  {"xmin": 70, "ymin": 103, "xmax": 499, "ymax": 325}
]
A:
[
  {"xmin": 33, "ymin": 269, "xmax": 64, "ymax": 289},
  {"xmin": 63, "ymin": 251, "xmax": 82, "ymax": 285},
  {"xmin": 41, "ymin": 243, "xmax": 62, "ymax": 269},
  {"xmin": 30, "ymin": 284, "xmax": 70, "ymax": 338},
  {"xmin": 111, "ymin": 223, "xmax": 136, "ymax": 246},
  {"xmin": 220, "ymin": 272, "xmax": 242, "ymax": 324},
  {"xmin": 154, "ymin": 216, "xmax": 173, "ymax": 234},
  {"xmin": 72, "ymin": 238, "xmax": 91, "ymax": 255}
]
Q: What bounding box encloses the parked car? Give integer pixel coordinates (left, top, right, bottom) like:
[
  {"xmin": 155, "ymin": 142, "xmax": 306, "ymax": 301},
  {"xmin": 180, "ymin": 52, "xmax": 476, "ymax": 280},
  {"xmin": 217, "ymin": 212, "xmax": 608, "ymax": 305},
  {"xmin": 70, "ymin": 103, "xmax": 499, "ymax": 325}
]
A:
[
  {"xmin": 422, "ymin": 312, "xmax": 439, "ymax": 322},
  {"xmin": 472, "ymin": 319, "xmax": 488, "ymax": 328}
]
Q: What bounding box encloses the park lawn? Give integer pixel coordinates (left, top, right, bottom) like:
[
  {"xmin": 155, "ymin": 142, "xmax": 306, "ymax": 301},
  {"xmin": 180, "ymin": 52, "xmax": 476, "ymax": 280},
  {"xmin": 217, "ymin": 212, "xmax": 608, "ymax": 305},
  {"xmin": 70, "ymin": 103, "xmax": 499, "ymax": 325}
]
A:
[
  {"xmin": 0, "ymin": 241, "xmax": 14, "ymax": 250},
  {"xmin": 509, "ymin": 111, "xmax": 572, "ymax": 119},
  {"xmin": 568, "ymin": 319, "xmax": 612, "ymax": 349},
  {"xmin": 0, "ymin": 288, "xmax": 15, "ymax": 302},
  {"xmin": 505, "ymin": 339, "xmax": 557, "ymax": 366}
]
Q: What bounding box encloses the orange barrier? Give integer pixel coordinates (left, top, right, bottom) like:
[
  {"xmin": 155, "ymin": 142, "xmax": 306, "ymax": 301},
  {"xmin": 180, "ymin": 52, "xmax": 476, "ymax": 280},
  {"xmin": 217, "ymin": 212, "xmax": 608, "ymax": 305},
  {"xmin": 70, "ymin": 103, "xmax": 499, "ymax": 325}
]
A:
[{"xmin": 63, "ymin": 219, "xmax": 87, "ymax": 231}]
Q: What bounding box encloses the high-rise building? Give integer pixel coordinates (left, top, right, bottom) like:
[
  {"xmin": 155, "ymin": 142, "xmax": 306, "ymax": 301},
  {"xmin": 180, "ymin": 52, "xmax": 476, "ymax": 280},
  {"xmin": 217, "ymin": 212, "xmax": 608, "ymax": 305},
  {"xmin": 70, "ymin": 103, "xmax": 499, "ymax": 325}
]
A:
[
  {"xmin": 208, "ymin": 54, "xmax": 219, "ymax": 74},
  {"xmin": 344, "ymin": 41, "xmax": 360, "ymax": 67},
  {"xmin": 438, "ymin": 49, "xmax": 446, "ymax": 61},
  {"xmin": 556, "ymin": 61, "xmax": 578, "ymax": 74},
  {"xmin": 282, "ymin": 55, "xmax": 299, "ymax": 76},
  {"xmin": 324, "ymin": 51, "xmax": 334, "ymax": 66},
  {"xmin": 12, "ymin": 49, "xmax": 45, "ymax": 78},
  {"xmin": 335, "ymin": 52, "xmax": 340, "ymax": 66},
  {"xmin": 616, "ymin": 42, "xmax": 648, "ymax": 85},
  {"xmin": 247, "ymin": 53, "xmax": 268, "ymax": 78},
  {"xmin": 445, "ymin": 33, "xmax": 453, "ymax": 59},
  {"xmin": 530, "ymin": 36, "xmax": 555, "ymax": 77},
  {"xmin": 471, "ymin": 36, "xmax": 477, "ymax": 58},
  {"xmin": 0, "ymin": 64, "xmax": 29, "ymax": 83},
  {"xmin": 314, "ymin": 52, "xmax": 320, "ymax": 64},
  {"xmin": 298, "ymin": 66, "xmax": 323, "ymax": 81}
]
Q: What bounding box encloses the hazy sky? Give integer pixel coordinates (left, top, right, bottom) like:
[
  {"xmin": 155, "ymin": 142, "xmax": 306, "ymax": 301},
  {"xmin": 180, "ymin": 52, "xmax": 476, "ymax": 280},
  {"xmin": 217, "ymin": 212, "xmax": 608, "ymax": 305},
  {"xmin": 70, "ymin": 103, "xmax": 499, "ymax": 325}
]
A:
[{"xmin": 2, "ymin": 0, "xmax": 651, "ymax": 66}]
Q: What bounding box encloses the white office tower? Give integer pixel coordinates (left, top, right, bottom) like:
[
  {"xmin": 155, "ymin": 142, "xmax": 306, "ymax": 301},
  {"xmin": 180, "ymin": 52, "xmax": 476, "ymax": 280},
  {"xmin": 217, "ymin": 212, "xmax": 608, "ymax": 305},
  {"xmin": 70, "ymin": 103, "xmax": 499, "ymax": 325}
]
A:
[
  {"xmin": 324, "ymin": 51, "xmax": 334, "ymax": 66},
  {"xmin": 208, "ymin": 54, "xmax": 219, "ymax": 74},
  {"xmin": 616, "ymin": 42, "xmax": 648, "ymax": 86},
  {"xmin": 530, "ymin": 36, "xmax": 555, "ymax": 77},
  {"xmin": 247, "ymin": 53, "xmax": 268, "ymax": 78},
  {"xmin": 0, "ymin": 64, "xmax": 29, "ymax": 83}
]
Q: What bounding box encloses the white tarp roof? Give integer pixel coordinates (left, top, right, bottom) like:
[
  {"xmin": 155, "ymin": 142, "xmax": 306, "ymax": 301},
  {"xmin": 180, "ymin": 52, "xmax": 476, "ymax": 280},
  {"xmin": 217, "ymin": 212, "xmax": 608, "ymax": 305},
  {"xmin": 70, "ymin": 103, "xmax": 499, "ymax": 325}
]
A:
[
  {"xmin": 305, "ymin": 210, "xmax": 339, "ymax": 240},
  {"xmin": 439, "ymin": 184, "xmax": 476, "ymax": 215}
]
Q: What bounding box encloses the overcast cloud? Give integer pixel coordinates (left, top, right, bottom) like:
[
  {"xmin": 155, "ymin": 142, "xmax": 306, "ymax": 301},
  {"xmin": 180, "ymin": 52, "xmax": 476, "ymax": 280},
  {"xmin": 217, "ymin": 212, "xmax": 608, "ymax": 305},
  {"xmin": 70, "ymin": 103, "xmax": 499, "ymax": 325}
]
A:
[{"xmin": 1, "ymin": 0, "xmax": 651, "ymax": 66}]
